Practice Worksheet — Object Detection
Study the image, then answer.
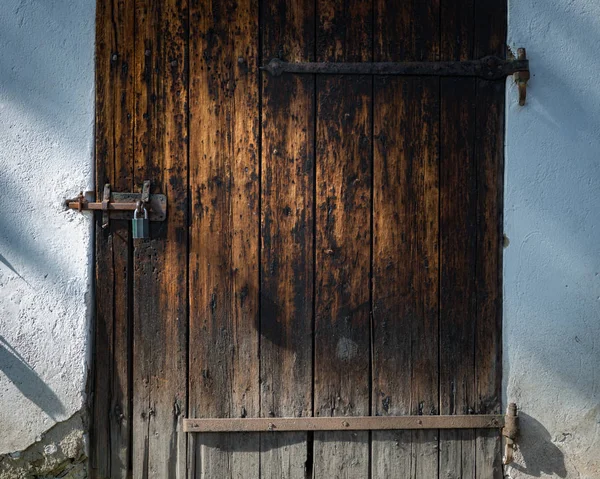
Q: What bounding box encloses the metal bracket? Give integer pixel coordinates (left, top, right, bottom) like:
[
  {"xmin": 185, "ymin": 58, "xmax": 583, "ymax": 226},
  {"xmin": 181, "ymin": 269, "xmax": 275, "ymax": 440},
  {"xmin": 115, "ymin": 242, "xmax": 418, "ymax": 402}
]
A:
[
  {"xmin": 183, "ymin": 414, "xmax": 505, "ymax": 433},
  {"xmin": 262, "ymin": 50, "xmax": 530, "ymax": 105},
  {"xmin": 502, "ymin": 403, "xmax": 519, "ymax": 465},
  {"xmin": 66, "ymin": 181, "xmax": 167, "ymax": 228},
  {"xmin": 513, "ymin": 48, "xmax": 530, "ymax": 106},
  {"xmin": 101, "ymin": 184, "xmax": 111, "ymax": 229}
]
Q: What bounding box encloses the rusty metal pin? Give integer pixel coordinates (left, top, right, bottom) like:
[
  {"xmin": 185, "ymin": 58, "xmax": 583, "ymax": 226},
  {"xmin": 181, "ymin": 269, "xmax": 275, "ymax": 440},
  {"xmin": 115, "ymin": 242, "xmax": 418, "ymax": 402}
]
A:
[{"xmin": 502, "ymin": 403, "xmax": 519, "ymax": 465}]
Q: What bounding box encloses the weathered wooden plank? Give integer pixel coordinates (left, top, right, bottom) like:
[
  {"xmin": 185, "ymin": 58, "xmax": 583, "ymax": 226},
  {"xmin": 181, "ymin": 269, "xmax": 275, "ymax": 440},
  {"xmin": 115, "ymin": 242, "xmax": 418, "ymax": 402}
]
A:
[
  {"xmin": 473, "ymin": 1, "xmax": 506, "ymax": 476},
  {"xmin": 131, "ymin": 0, "xmax": 189, "ymax": 477},
  {"xmin": 372, "ymin": 1, "xmax": 440, "ymax": 477},
  {"xmin": 472, "ymin": 81, "xmax": 504, "ymax": 477},
  {"xmin": 90, "ymin": 2, "xmax": 115, "ymax": 476},
  {"xmin": 313, "ymin": 2, "xmax": 372, "ymax": 476},
  {"xmin": 188, "ymin": 0, "xmax": 260, "ymax": 476},
  {"xmin": 90, "ymin": 1, "xmax": 134, "ymax": 477},
  {"xmin": 260, "ymin": 0, "xmax": 315, "ymax": 477},
  {"xmin": 91, "ymin": 229, "xmax": 115, "ymax": 479},
  {"xmin": 372, "ymin": 76, "xmax": 440, "ymax": 479},
  {"xmin": 374, "ymin": 0, "xmax": 440, "ymax": 63},
  {"xmin": 313, "ymin": 75, "xmax": 372, "ymax": 477},
  {"xmin": 439, "ymin": 1, "xmax": 478, "ymax": 477},
  {"xmin": 439, "ymin": 76, "xmax": 478, "ymax": 479}
]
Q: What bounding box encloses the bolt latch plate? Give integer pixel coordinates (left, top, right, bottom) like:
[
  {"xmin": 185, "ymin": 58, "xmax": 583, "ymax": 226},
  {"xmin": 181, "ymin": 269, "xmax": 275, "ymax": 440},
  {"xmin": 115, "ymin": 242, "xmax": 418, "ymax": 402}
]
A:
[{"xmin": 66, "ymin": 182, "xmax": 167, "ymax": 228}]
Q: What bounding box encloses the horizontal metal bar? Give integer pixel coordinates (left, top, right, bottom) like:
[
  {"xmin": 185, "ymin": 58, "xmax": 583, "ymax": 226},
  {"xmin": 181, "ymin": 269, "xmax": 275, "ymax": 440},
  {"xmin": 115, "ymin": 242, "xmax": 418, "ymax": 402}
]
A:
[
  {"xmin": 183, "ymin": 415, "xmax": 504, "ymax": 433},
  {"xmin": 261, "ymin": 56, "xmax": 529, "ymax": 80},
  {"xmin": 66, "ymin": 192, "xmax": 167, "ymax": 221}
]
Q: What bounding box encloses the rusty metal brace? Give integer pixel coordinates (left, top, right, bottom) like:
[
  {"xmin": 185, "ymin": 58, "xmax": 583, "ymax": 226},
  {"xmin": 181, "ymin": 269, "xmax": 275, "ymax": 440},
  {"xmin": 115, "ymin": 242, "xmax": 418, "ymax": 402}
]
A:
[
  {"xmin": 183, "ymin": 410, "xmax": 519, "ymax": 434},
  {"xmin": 502, "ymin": 403, "xmax": 519, "ymax": 465}
]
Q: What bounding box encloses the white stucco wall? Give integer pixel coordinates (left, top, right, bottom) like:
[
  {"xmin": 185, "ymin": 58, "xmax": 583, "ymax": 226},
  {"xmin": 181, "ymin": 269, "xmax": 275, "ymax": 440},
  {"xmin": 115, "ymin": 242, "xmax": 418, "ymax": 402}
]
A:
[
  {"xmin": 0, "ymin": 0, "xmax": 95, "ymax": 459},
  {"xmin": 505, "ymin": 0, "xmax": 600, "ymax": 478}
]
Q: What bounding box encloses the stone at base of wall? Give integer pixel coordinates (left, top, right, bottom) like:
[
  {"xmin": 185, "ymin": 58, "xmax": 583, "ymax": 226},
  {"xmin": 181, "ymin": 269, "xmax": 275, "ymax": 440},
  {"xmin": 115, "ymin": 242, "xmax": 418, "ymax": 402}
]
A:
[{"xmin": 0, "ymin": 412, "xmax": 87, "ymax": 479}]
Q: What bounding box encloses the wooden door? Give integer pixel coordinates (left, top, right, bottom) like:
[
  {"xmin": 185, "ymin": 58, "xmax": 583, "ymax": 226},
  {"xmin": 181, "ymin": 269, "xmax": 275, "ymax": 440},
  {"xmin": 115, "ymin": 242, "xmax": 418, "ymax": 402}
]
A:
[{"xmin": 90, "ymin": 0, "xmax": 505, "ymax": 478}]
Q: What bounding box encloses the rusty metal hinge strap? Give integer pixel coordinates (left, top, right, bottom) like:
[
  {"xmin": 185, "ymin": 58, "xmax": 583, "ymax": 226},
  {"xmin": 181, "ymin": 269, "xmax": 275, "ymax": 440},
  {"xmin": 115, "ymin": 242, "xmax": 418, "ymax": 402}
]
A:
[
  {"xmin": 261, "ymin": 55, "xmax": 528, "ymax": 81},
  {"xmin": 183, "ymin": 414, "xmax": 504, "ymax": 433}
]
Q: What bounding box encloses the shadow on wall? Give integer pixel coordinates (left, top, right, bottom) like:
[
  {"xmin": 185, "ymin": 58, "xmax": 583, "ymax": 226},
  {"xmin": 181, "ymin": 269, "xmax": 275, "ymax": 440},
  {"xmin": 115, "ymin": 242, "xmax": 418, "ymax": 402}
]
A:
[
  {"xmin": 509, "ymin": 413, "xmax": 567, "ymax": 478},
  {"xmin": 0, "ymin": 335, "xmax": 65, "ymax": 420},
  {"xmin": 0, "ymin": 252, "xmax": 31, "ymax": 287}
]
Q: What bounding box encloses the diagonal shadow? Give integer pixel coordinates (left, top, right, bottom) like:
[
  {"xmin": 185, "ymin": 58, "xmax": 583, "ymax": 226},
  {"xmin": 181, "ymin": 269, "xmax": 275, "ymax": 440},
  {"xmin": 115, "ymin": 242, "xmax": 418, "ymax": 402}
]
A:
[
  {"xmin": 0, "ymin": 335, "xmax": 65, "ymax": 420},
  {"xmin": 0, "ymin": 252, "xmax": 32, "ymax": 288}
]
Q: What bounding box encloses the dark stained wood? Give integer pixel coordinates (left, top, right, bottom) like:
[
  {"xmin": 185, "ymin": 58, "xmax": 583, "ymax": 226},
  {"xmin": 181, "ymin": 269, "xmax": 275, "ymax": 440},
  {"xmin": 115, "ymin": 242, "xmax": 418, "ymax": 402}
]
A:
[
  {"xmin": 374, "ymin": 0, "xmax": 440, "ymax": 63},
  {"xmin": 313, "ymin": 76, "xmax": 372, "ymax": 477},
  {"xmin": 438, "ymin": 1, "xmax": 506, "ymax": 476},
  {"xmin": 372, "ymin": 1, "xmax": 441, "ymax": 477},
  {"xmin": 90, "ymin": 0, "xmax": 134, "ymax": 477},
  {"xmin": 90, "ymin": 2, "xmax": 113, "ymax": 475},
  {"xmin": 92, "ymin": 1, "xmax": 508, "ymax": 476},
  {"xmin": 313, "ymin": 2, "xmax": 372, "ymax": 476},
  {"xmin": 188, "ymin": 0, "xmax": 261, "ymax": 476},
  {"xmin": 439, "ymin": 1, "xmax": 478, "ymax": 477},
  {"xmin": 260, "ymin": 0, "xmax": 315, "ymax": 477},
  {"xmin": 439, "ymin": 77, "xmax": 477, "ymax": 479},
  {"xmin": 372, "ymin": 76, "xmax": 440, "ymax": 478},
  {"xmin": 473, "ymin": 1, "xmax": 506, "ymax": 476},
  {"xmin": 131, "ymin": 0, "xmax": 189, "ymax": 477}
]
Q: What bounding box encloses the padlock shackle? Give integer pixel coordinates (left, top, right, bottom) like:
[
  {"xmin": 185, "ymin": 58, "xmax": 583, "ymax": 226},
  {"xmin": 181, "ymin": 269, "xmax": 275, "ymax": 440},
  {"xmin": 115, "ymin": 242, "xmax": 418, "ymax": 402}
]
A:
[{"xmin": 134, "ymin": 206, "xmax": 148, "ymax": 220}]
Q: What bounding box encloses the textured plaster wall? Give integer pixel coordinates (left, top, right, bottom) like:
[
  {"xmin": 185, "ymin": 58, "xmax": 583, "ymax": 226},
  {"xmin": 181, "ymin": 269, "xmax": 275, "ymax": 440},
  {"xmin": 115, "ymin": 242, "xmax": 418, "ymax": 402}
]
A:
[
  {"xmin": 505, "ymin": 0, "xmax": 600, "ymax": 478},
  {"xmin": 0, "ymin": 0, "xmax": 95, "ymax": 469}
]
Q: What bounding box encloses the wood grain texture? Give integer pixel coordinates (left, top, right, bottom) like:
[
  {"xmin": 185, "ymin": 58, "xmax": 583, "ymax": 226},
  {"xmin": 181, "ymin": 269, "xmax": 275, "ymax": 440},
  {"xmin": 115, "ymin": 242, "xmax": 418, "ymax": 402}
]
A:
[
  {"xmin": 188, "ymin": 0, "xmax": 261, "ymax": 476},
  {"xmin": 374, "ymin": 0, "xmax": 440, "ymax": 63},
  {"xmin": 131, "ymin": 1, "xmax": 189, "ymax": 477},
  {"xmin": 439, "ymin": 1, "xmax": 478, "ymax": 477},
  {"xmin": 473, "ymin": 1, "xmax": 506, "ymax": 476},
  {"xmin": 91, "ymin": 0, "xmax": 134, "ymax": 476},
  {"xmin": 313, "ymin": 2, "xmax": 372, "ymax": 476},
  {"xmin": 439, "ymin": 77, "xmax": 477, "ymax": 479},
  {"xmin": 372, "ymin": 76, "xmax": 440, "ymax": 479},
  {"xmin": 313, "ymin": 75, "xmax": 371, "ymax": 479},
  {"xmin": 260, "ymin": 0, "xmax": 315, "ymax": 477},
  {"xmin": 91, "ymin": 1, "xmax": 509, "ymax": 476},
  {"xmin": 372, "ymin": 1, "xmax": 441, "ymax": 477}
]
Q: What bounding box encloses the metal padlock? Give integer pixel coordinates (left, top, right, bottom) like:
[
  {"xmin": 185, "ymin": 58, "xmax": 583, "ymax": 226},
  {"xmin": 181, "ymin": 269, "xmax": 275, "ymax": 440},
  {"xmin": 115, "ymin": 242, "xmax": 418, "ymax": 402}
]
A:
[{"xmin": 132, "ymin": 204, "xmax": 149, "ymax": 239}]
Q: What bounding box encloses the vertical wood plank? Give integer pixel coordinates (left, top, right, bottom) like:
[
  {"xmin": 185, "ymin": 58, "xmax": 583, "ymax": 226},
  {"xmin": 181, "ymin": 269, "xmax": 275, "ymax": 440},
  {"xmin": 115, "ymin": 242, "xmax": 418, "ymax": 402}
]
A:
[
  {"xmin": 439, "ymin": 77, "xmax": 477, "ymax": 479},
  {"xmin": 439, "ymin": 1, "xmax": 478, "ymax": 477},
  {"xmin": 372, "ymin": 76, "xmax": 440, "ymax": 479},
  {"xmin": 188, "ymin": 0, "xmax": 260, "ymax": 476},
  {"xmin": 132, "ymin": 0, "xmax": 189, "ymax": 477},
  {"xmin": 91, "ymin": 0, "xmax": 134, "ymax": 477},
  {"xmin": 372, "ymin": 1, "xmax": 440, "ymax": 477},
  {"xmin": 313, "ymin": 1, "xmax": 372, "ymax": 476},
  {"xmin": 473, "ymin": 1, "xmax": 506, "ymax": 476},
  {"xmin": 260, "ymin": 0, "xmax": 315, "ymax": 477},
  {"xmin": 374, "ymin": 0, "xmax": 440, "ymax": 63},
  {"xmin": 91, "ymin": 2, "xmax": 114, "ymax": 476},
  {"xmin": 314, "ymin": 77, "xmax": 371, "ymax": 478}
]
